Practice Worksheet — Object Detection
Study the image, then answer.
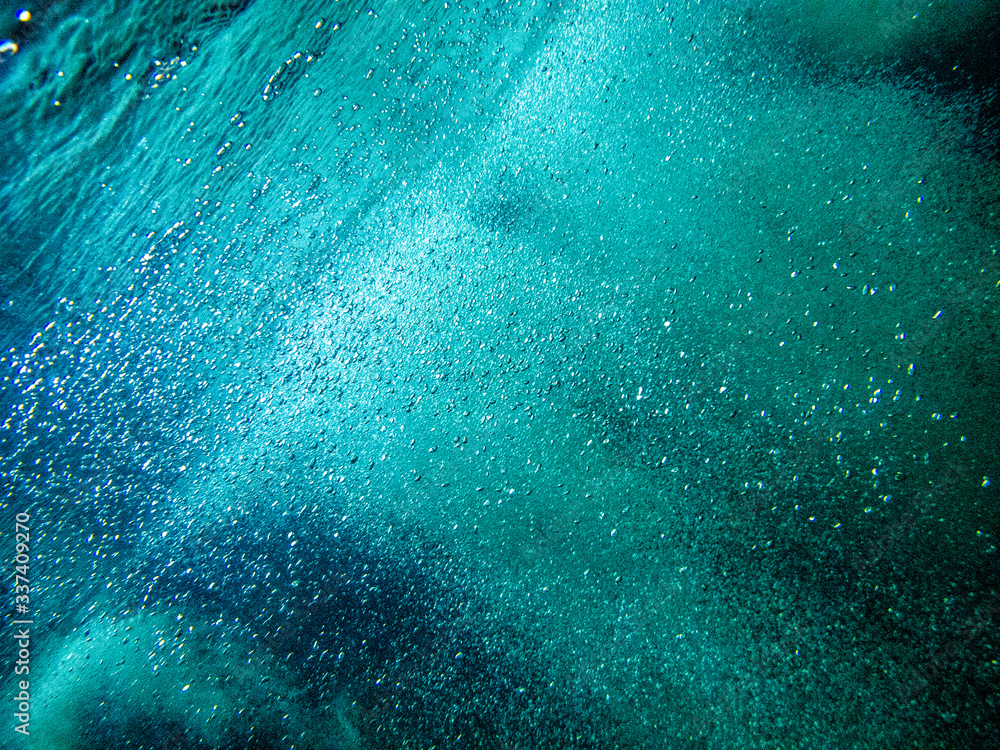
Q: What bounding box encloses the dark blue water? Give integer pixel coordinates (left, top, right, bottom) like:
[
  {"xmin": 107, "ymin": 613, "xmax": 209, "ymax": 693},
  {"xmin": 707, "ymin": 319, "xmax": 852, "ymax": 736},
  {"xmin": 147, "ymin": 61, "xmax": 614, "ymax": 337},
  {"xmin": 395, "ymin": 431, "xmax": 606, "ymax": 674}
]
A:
[{"xmin": 1, "ymin": 0, "xmax": 998, "ymax": 747}]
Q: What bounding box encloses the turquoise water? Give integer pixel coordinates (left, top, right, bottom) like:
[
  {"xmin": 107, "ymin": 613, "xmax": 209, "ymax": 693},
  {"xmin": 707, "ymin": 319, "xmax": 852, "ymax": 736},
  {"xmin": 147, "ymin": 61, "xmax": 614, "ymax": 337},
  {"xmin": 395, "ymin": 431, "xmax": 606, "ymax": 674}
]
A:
[{"xmin": 1, "ymin": 0, "xmax": 998, "ymax": 747}]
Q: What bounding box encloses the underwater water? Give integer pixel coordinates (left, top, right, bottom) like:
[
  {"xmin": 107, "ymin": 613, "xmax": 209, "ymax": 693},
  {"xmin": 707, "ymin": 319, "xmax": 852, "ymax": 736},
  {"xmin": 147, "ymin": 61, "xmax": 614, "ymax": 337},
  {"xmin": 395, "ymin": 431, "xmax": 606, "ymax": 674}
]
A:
[{"xmin": 1, "ymin": 0, "xmax": 998, "ymax": 746}]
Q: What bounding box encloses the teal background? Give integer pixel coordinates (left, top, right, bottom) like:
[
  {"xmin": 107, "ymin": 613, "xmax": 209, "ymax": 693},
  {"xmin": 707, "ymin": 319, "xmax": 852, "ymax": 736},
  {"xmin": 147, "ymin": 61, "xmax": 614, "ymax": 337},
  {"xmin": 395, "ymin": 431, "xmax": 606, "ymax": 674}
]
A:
[{"xmin": 1, "ymin": 0, "xmax": 998, "ymax": 747}]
